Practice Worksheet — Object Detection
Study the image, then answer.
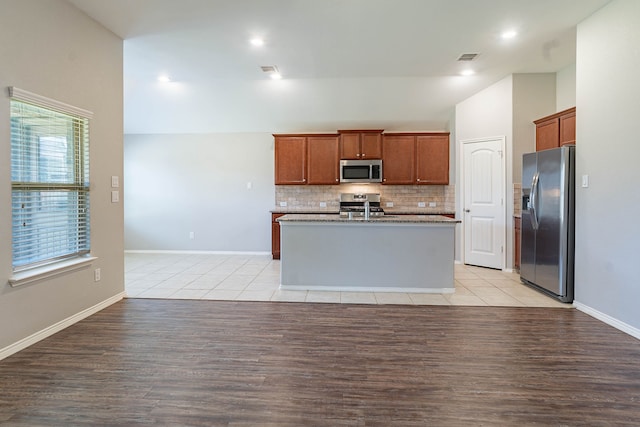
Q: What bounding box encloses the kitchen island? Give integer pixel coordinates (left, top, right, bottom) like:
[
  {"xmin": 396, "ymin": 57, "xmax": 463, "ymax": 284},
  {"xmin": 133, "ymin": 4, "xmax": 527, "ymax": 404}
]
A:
[{"xmin": 277, "ymin": 214, "xmax": 460, "ymax": 293}]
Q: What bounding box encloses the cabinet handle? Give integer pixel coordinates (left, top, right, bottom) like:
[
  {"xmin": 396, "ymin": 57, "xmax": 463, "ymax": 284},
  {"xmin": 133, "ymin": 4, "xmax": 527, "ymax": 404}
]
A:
[
  {"xmin": 417, "ymin": 179, "xmax": 421, "ymax": 182},
  {"xmin": 357, "ymin": 154, "xmax": 361, "ymax": 157},
  {"xmin": 362, "ymin": 153, "xmax": 366, "ymax": 157}
]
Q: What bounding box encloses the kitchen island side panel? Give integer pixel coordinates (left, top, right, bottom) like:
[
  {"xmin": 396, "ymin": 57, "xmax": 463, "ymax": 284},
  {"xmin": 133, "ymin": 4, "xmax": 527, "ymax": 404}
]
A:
[{"xmin": 279, "ymin": 221, "xmax": 455, "ymax": 292}]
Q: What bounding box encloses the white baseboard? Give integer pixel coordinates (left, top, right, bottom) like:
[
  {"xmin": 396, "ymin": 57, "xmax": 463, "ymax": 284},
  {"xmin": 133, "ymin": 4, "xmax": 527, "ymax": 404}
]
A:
[
  {"xmin": 0, "ymin": 292, "xmax": 125, "ymax": 361},
  {"xmin": 280, "ymin": 285, "xmax": 455, "ymax": 294},
  {"xmin": 574, "ymin": 301, "xmax": 640, "ymax": 340},
  {"xmin": 125, "ymin": 250, "xmax": 271, "ymax": 256}
]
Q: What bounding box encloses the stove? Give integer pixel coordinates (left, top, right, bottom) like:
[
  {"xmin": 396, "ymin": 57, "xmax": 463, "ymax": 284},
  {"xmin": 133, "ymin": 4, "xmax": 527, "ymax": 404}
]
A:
[{"xmin": 339, "ymin": 193, "xmax": 385, "ymax": 218}]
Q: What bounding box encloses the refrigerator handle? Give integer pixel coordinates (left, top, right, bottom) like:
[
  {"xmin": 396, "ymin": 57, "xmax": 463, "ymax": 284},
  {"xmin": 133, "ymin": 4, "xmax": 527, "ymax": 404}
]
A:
[{"xmin": 530, "ymin": 172, "xmax": 540, "ymax": 230}]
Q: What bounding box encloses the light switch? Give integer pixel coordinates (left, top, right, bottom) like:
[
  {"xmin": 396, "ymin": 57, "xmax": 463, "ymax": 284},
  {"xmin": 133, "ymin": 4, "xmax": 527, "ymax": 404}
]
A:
[
  {"xmin": 246, "ymin": 182, "xmax": 252, "ymax": 190},
  {"xmin": 581, "ymin": 174, "xmax": 589, "ymax": 188},
  {"xmin": 111, "ymin": 190, "xmax": 119, "ymax": 203},
  {"xmin": 111, "ymin": 175, "xmax": 119, "ymax": 188}
]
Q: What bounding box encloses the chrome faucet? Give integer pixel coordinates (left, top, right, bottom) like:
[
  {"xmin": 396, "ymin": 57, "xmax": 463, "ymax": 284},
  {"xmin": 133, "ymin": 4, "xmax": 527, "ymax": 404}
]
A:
[{"xmin": 364, "ymin": 200, "xmax": 370, "ymax": 220}]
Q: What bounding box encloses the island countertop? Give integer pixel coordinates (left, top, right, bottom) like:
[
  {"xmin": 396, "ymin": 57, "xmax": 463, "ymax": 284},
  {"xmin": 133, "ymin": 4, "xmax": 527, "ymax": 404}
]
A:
[{"xmin": 277, "ymin": 213, "xmax": 460, "ymax": 224}]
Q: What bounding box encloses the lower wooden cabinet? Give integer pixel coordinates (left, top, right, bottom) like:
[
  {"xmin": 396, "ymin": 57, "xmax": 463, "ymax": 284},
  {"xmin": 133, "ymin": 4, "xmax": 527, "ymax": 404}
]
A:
[
  {"xmin": 514, "ymin": 216, "xmax": 521, "ymax": 272},
  {"xmin": 271, "ymin": 213, "xmax": 285, "ymax": 259}
]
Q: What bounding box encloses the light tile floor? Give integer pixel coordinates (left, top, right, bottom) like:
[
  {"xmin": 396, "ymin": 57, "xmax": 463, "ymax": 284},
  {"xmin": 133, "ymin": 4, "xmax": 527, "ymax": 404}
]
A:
[{"xmin": 125, "ymin": 253, "xmax": 571, "ymax": 308}]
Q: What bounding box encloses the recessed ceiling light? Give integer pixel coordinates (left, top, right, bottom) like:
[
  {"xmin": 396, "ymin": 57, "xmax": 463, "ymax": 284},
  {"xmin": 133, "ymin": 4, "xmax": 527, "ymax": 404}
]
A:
[
  {"xmin": 250, "ymin": 38, "xmax": 264, "ymax": 46},
  {"xmin": 460, "ymin": 69, "xmax": 475, "ymax": 76},
  {"xmin": 501, "ymin": 30, "xmax": 518, "ymax": 39},
  {"xmin": 270, "ymin": 72, "xmax": 282, "ymax": 80},
  {"xmin": 157, "ymin": 75, "xmax": 171, "ymax": 83}
]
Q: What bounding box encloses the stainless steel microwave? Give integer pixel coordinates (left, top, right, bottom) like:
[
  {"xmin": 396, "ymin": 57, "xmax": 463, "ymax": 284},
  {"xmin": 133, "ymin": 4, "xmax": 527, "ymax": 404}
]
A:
[{"xmin": 339, "ymin": 159, "xmax": 383, "ymax": 183}]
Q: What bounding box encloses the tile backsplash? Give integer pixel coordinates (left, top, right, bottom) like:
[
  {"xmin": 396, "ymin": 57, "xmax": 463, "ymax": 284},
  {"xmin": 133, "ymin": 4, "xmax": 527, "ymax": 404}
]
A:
[
  {"xmin": 276, "ymin": 184, "xmax": 455, "ymax": 213},
  {"xmin": 513, "ymin": 183, "xmax": 521, "ymax": 216}
]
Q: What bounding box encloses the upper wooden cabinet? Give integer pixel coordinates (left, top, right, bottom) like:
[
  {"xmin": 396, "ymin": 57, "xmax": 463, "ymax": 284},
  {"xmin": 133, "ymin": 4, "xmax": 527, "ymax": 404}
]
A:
[
  {"xmin": 382, "ymin": 133, "xmax": 450, "ymax": 185},
  {"xmin": 274, "ymin": 130, "xmax": 449, "ymax": 186},
  {"xmin": 338, "ymin": 130, "xmax": 383, "ymax": 159},
  {"xmin": 559, "ymin": 109, "xmax": 576, "ymax": 146},
  {"xmin": 307, "ymin": 135, "xmax": 340, "ymax": 185},
  {"xmin": 274, "ymin": 134, "xmax": 339, "ymax": 185},
  {"xmin": 416, "ymin": 135, "xmax": 450, "ymax": 184},
  {"xmin": 534, "ymin": 107, "xmax": 576, "ymax": 151},
  {"xmin": 274, "ymin": 135, "xmax": 306, "ymax": 185},
  {"xmin": 381, "ymin": 135, "xmax": 415, "ymax": 184}
]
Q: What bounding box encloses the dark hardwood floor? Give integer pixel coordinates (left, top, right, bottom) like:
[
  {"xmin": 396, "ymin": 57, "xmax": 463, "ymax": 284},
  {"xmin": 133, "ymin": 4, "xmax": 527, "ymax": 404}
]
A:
[{"xmin": 1, "ymin": 299, "xmax": 639, "ymax": 426}]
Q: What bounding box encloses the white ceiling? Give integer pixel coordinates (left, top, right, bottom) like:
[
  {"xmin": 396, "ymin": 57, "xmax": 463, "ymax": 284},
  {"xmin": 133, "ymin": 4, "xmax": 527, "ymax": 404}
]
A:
[{"xmin": 66, "ymin": 0, "xmax": 611, "ymax": 134}]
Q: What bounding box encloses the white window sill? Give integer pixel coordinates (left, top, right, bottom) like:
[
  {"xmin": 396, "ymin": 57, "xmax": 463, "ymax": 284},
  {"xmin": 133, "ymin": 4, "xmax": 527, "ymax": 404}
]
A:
[{"xmin": 8, "ymin": 256, "xmax": 98, "ymax": 288}]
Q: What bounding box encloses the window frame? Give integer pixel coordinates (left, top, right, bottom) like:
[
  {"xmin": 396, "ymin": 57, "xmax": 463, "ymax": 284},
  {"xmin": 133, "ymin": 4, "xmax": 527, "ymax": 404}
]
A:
[{"xmin": 8, "ymin": 87, "xmax": 95, "ymax": 287}]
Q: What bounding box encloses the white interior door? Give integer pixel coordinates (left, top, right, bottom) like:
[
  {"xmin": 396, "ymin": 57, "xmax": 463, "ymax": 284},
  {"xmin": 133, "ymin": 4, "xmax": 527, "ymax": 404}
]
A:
[{"xmin": 462, "ymin": 137, "xmax": 505, "ymax": 269}]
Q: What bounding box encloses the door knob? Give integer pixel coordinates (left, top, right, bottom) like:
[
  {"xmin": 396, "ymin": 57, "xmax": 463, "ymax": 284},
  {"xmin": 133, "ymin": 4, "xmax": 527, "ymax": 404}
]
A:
[{"xmin": 464, "ymin": 209, "xmax": 470, "ymax": 213}]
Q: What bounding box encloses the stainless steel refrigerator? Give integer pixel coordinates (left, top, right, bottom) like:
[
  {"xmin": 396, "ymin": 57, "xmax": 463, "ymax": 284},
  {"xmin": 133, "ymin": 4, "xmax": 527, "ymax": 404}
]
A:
[{"xmin": 520, "ymin": 145, "xmax": 575, "ymax": 302}]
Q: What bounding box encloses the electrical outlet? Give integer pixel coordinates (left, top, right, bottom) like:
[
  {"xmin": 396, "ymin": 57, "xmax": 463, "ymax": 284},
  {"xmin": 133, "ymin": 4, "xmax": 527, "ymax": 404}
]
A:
[
  {"xmin": 94, "ymin": 268, "xmax": 101, "ymax": 282},
  {"xmin": 418, "ymin": 202, "xmax": 426, "ymax": 208},
  {"xmin": 429, "ymin": 202, "xmax": 437, "ymax": 208},
  {"xmin": 279, "ymin": 201, "xmax": 287, "ymax": 207},
  {"xmin": 319, "ymin": 202, "xmax": 327, "ymax": 208},
  {"xmin": 189, "ymin": 231, "xmax": 195, "ymax": 239},
  {"xmin": 111, "ymin": 175, "xmax": 119, "ymax": 188},
  {"xmin": 111, "ymin": 190, "xmax": 119, "ymax": 203},
  {"xmin": 386, "ymin": 202, "xmax": 394, "ymax": 207}
]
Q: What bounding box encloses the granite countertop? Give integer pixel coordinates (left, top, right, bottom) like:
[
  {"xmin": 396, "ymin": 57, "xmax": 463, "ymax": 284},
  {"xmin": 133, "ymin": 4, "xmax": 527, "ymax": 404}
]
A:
[
  {"xmin": 271, "ymin": 208, "xmax": 455, "ymax": 216},
  {"xmin": 277, "ymin": 213, "xmax": 460, "ymax": 224},
  {"xmin": 271, "ymin": 208, "xmax": 338, "ymax": 214},
  {"xmin": 386, "ymin": 209, "xmax": 455, "ymax": 216}
]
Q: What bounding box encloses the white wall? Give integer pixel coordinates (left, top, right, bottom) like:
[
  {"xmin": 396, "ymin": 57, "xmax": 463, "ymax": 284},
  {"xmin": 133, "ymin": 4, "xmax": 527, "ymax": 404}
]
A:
[
  {"xmin": 125, "ymin": 75, "xmax": 471, "ymax": 135},
  {"xmin": 124, "ymin": 133, "xmax": 274, "ymax": 252},
  {"xmin": 455, "ymin": 74, "xmax": 556, "ymax": 269},
  {"xmin": 574, "ymin": 0, "xmax": 640, "ymax": 333},
  {"xmin": 512, "ymin": 74, "xmax": 557, "ymax": 183},
  {"xmin": 454, "ymin": 76, "xmax": 513, "ymax": 264},
  {"xmin": 0, "ymin": 0, "xmax": 124, "ymax": 352},
  {"xmin": 556, "ymin": 63, "xmax": 577, "ymax": 111}
]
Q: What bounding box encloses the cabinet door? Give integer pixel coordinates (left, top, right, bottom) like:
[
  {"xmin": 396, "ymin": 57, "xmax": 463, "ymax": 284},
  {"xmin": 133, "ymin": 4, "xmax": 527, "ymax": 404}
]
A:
[
  {"xmin": 559, "ymin": 111, "xmax": 576, "ymax": 146},
  {"xmin": 415, "ymin": 135, "xmax": 449, "ymax": 184},
  {"xmin": 307, "ymin": 136, "xmax": 340, "ymax": 184},
  {"xmin": 275, "ymin": 136, "xmax": 307, "ymax": 184},
  {"xmin": 271, "ymin": 213, "xmax": 285, "ymax": 260},
  {"xmin": 382, "ymin": 135, "xmax": 415, "ymax": 184},
  {"xmin": 535, "ymin": 118, "xmax": 559, "ymax": 151},
  {"xmin": 361, "ymin": 133, "xmax": 382, "ymax": 159},
  {"xmin": 340, "ymin": 133, "xmax": 361, "ymax": 159}
]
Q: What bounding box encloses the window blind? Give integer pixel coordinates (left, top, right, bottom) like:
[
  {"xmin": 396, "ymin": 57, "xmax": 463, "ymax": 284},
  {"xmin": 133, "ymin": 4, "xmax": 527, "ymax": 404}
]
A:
[{"xmin": 9, "ymin": 88, "xmax": 91, "ymax": 271}]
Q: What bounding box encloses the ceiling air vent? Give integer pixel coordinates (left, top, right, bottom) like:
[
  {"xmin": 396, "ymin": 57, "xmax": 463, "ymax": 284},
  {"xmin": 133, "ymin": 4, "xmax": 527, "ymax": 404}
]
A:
[
  {"xmin": 261, "ymin": 65, "xmax": 278, "ymax": 73},
  {"xmin": 457, "ymin": 53, "xmax": 479, "ymax": 61}
]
